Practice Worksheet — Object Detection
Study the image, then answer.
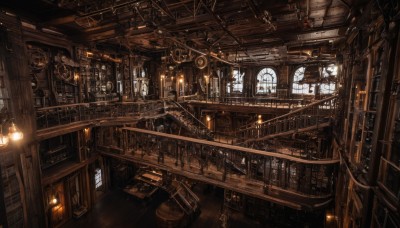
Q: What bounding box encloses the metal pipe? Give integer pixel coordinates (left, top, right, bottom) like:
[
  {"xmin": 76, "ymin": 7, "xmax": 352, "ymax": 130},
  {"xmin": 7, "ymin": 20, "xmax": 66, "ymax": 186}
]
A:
[
  {"xmin": 168, "ymin": 37, "xmax": 238, "ymax": 66},
  {"xmin": 76, "ymin": 0, "xmax": 144, "ymax": 17}
]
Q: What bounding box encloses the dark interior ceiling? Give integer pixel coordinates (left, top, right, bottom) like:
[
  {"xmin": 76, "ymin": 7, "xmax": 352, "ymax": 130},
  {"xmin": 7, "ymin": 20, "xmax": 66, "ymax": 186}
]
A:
[{"xmin": 1, "ymin": 0, "xmax": 354, "ymax": 65}]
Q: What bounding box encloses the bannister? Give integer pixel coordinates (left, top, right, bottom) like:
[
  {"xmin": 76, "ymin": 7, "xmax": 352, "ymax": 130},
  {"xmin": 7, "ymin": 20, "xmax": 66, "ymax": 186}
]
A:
[
  {"xmin": 166, "ymin": 99, "xmax": 213, "ymax": 139},
  {"xmin": 234, "ymin": 95, "xmax": 338, "ymax": 144},
  {"xmin": 36, "ymin": 100, "xmax": 165, "ymax": 130},
  {"xmin": 183, "ymin": 95, "xmax": 313, "ymax": 109},
  {"xmin": 100, "ymin": 127, "xmax": 339, "ymax": 209}
]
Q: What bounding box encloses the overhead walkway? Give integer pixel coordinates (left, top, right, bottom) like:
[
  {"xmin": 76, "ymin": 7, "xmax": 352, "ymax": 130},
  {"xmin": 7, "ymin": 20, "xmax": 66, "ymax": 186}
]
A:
[{"xmin": 100, "ymin": 127, "xmax": 339, "ymax": 210}]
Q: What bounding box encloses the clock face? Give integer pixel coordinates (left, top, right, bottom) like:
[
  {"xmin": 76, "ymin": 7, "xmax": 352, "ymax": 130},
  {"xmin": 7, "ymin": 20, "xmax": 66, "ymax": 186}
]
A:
[{"xmin": 106, "ymin": 81, "xmax": 113, "ymax": 92}]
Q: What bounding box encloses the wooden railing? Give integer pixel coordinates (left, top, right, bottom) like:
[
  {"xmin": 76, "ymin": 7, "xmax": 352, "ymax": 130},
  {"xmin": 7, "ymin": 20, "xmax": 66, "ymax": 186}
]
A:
[
  {"xmin": 100, "ymin": 127, "xmax": 339, "ymax": 209},
  {"xmin": 232, "ymin": 95, "xmax": 338, "ymax": 145},
  {"xmin": 36, "ymin": 100, "xmax": 165, "ymax": 130},
  {"xmin": 166, "ymin": 99, "xmax": 213, "ymax": 139},
  {"xmin": 181, "ymin": 95, "xmax": 314, "ymax": 109}
]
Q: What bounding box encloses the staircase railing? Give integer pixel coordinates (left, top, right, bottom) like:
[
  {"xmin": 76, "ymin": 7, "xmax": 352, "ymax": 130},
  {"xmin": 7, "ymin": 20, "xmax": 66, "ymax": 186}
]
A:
[
  {"xmin": 166, "ymin": 99, "xmax": 213, "ymax": 139},
  {"xmin": 233, "ymin": 95, "xmax": 338, "ymax": 144},
  {"xmin": 162, "ymin": 180, "xmax": 200, "ymax": 215}
]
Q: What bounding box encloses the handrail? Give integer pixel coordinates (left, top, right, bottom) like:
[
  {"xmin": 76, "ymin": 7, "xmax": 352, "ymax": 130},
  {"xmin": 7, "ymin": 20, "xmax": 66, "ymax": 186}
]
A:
[
  {"xmin": 167, "ymin": 99, "xmax": 210, "ymax": 132},
  {"xmin": 184, "ymin": 95, "xmax": 312, "ymax": 109},
  {"xmin": 113, "ymin": 127, "xmax": 339, "ymax": 203},
  {"xmin": 232, "ymin": 95, "xmax": 337, "ymax": 145},
  {"xmin": 36, "ymin": 100, "xmax": 165, "ymax": 130},
  {"xmin": 212, "ymin": 95, "xmax": 337, "ymax": 138},
  {"xmin": 167, "ymin": 99, "xmax": 213, "ymax": 139},
  {"xmin": 124, "ymin": 127, "xmax": 339, "ymax": 164},
  {"xmin": 241, "ymin": 95, "xmax": 338, "ymax": 132}
]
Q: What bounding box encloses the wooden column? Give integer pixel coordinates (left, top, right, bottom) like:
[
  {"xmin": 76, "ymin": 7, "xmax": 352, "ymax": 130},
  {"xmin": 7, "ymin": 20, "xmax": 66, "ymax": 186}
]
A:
[
  {"xmin": 0, "ymin": 164, "xmax": 7, "ymax": 228},
  {"xmin": 1, "ymin": 12, "xmax": 44, "ymax": 227}
]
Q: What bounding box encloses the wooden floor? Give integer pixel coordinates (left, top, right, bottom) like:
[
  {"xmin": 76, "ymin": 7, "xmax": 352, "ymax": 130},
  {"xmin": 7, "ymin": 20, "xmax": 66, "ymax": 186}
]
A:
[{"xmin": 61, "ymin": 184, "xmax": 263, "ymax": 228}]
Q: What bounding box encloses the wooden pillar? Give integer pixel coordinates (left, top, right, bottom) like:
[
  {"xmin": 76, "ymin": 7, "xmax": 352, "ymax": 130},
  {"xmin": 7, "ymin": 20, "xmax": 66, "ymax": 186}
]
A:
[
  {"xmin": 0, "ymin": 164, "xmax": 7, "ymax": 228},
  {"xmin": 0, "ymin": 12, "xmax": 44, "ymax": 227}
]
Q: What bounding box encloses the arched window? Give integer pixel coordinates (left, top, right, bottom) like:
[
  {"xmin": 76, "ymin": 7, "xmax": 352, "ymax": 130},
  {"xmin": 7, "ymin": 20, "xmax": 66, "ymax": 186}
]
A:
[
  {"xmin": 320, "ymin": 64, "xmax": 338, "ymax": 94},
  {"xmin": 292, "ymin": 65, "xmax": 338, "ymax": 95},
  {"xmin": 256, "ymin": 68, "xmax": 277, "ymax": 94},
  {"xmin": 227, "ymin": 69, "xmax": 244, "ymax": 93},
  {"xmin": 292, "ymin": 67, "xmax": 313, "ymax": 95}
]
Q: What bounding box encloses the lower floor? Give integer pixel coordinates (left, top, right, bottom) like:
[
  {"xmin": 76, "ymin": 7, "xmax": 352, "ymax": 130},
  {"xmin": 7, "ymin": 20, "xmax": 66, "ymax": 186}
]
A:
[
  {"xmin": 62, "ymin": 183, "xmax": 263, "ymax": 228},
  {"xmin": 62, "ymin": 180, "xmax": 325, "ymax": 228}
]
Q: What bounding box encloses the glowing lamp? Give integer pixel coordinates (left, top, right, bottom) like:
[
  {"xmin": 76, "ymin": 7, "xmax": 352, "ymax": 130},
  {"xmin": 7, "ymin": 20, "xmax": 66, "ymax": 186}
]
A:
[{"xmin": 8, "ymin": 122, "xmax": 23, "ymax": 141}]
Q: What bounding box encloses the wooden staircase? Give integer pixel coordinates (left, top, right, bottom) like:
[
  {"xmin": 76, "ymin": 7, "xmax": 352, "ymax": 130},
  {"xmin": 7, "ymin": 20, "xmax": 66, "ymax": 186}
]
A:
[
  {"xmin": 233, "ymin": 95, "xmax": 338, "ymax": 145},
  {"xmin": 162, "ymin": 180, "xmax": 200, "ymax": 215},
  {"xmin": 166, "ymin": 99, "xmax": 213, "ymax": 140}
]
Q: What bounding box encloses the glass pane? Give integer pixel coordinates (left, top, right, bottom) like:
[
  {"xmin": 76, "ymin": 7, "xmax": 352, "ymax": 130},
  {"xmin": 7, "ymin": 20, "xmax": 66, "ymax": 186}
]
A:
[{"xmin": 256, "ymin": 68, "xmax": 277, "ymax": 94}]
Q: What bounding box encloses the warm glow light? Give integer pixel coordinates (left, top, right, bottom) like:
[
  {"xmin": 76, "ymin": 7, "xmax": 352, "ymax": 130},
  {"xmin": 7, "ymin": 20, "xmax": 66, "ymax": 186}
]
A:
[
  {"xmin": 161, "ymin": 74, "xmax": 165, "ymax": 79},
  {"xmin": 86, "ymin": 51, "xmax": 93, "ymax": 58},
  {"xmin": 179, "ymin": 78, "xmax": 183, "ymax": 83},
  {"xmin": 74, "ymin": 73, "xmax": 80, "ymax": 81},
  {"xmin": 51, "ymin": 197, "xmax": 58, "ymax": 205},
  {"xmin": 326, "ymin": 213, "xmax": 335, "ymax": 222},
  {"xmin": 206, "ymin": 116, "xmax": 211, "ymax": 122},
  {"xmin": 0, "ymin": 133, "xmax": 9, "ymax": 147},
  {"xmin": 8, "ymin": 122, "xmax": 23, "ymax": 141}
]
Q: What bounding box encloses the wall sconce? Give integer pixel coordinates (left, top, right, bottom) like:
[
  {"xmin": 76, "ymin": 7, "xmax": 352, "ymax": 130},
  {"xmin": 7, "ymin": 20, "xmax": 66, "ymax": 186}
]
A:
[
  {"xmin": 74, "ymin": 73, "xmax": 80, "ymax": 81},
  {"xmin": 49, "ymin": 191, "xmax": 60, "ymax": 208},
  {"xmin": 0, "ymin": 119, "xmax": 23, "ymax": 148},
  {"xmin": 179, "ymin": 78, "xmax": 183, "ymax": 83},
  {"xmin": 206, "ymin": 115, "xmax": 211, "ymax": 122},
  {"xmin": 204, "ymin": 75, "xmax": 209, "ymax": 84}
]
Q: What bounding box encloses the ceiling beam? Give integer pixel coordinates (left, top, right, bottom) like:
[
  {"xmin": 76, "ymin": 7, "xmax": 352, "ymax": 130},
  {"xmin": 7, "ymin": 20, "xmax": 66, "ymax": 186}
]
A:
[{"xmin": 168, "ymin": 37, "xmax": 238, "ymax": 66}]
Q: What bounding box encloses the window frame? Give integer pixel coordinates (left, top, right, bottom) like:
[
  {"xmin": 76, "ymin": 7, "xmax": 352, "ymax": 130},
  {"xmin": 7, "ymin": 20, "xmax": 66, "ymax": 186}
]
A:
[
  {"xmin": 292, "ymin": 66, "xmax": 313, "ymax": 95},
  {"xmin": 226, "ymin": 68, "xmax": 244, "ymax": 94},
  {"xmin": 256, "ymin": 67, "xmax": 278, "ymax": 95},
  {"xmin": 291, "ymin": 65, "xmax": 338, "ymax": 96}
]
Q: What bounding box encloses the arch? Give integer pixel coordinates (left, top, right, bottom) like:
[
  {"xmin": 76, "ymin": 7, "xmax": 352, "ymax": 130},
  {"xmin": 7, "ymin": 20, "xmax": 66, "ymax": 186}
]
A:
[
  {"xmin": 292, "ymin": 67, "xmax": 313, "ymax": 95},
  {"xmin": 256, "ymin": 67, "xmax": 277, "ymax": 94},
  {"xmin": 292, "ymin": 65, "xmax": 338, "ymax": 95},
  {"xmin": 320, "ymin": 64, "xmax": 338, "ymax": 94}
]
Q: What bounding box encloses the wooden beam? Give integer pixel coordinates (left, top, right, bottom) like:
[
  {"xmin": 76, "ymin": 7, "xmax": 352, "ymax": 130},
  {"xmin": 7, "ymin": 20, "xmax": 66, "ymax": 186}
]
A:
[
  {"xmin": 0, "ymin": 164, "xmax": 8, "ymax": 228},
  {"xmin": 123, "ymin": 127, "xmax": 340, "ymax": 165}
]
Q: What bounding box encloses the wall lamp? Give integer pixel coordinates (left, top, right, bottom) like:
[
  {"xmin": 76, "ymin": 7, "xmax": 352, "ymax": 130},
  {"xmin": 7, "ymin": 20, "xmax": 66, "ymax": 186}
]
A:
[
  {"xmin": 49, "ymin": 192, "xmax": 60, "ymax": 207},
  {"xmin": 0, "ymin": 119, "xmax": 24, "ymax": 148}
]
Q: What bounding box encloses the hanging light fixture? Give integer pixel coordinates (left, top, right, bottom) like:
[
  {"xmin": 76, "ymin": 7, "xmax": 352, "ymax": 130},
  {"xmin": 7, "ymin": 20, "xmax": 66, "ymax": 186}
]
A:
[
  {"xmin": 8, "ymin": 121, "xmax": 23, "ymax": 141},
  {"xmin": 0, "ymin": 119, "xmax": 23, "ymax": 147}
]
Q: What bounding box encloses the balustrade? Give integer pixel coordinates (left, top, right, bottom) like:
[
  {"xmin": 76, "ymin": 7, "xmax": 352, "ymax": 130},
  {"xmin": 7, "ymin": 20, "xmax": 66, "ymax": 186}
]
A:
[
  {"xmin": 36, "ymin": 100, "xmax": 165, "ymax": 130},
  {"xmin": 165, "ymin": 99, "xmax": 213, "ymax": 139},
  {"xmin": 116, "ymin": 127, "xmax": 338, "ymax": 199},
  {"xmin": 180, "ymin": 95, "xmax": 318, "ymax": 109},
  {"xmin": 231, "ymin": 95, "xmax": 338, "ymax": 144}
]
